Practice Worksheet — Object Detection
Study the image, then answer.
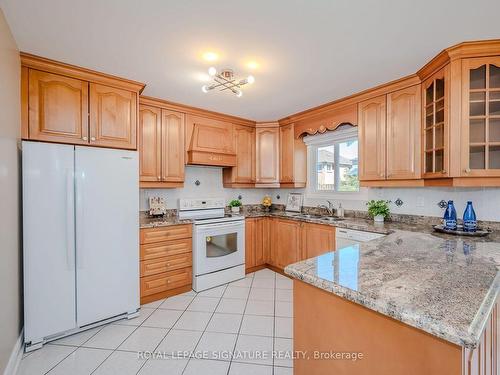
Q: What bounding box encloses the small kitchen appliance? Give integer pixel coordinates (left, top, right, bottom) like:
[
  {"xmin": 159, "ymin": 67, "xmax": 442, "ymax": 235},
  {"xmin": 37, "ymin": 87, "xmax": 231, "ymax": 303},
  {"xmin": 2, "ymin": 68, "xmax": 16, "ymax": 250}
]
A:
[{"xmin": 148, "ymin": 196, "xmax": 167, "ymax": 216}]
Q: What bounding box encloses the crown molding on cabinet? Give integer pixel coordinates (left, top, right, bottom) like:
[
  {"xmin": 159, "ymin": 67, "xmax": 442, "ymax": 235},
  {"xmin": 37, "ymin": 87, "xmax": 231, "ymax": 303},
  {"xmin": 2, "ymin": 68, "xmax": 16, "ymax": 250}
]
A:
[
  {"xmin": 140, "ymin": 96, "xmax": 255, "ymax": 128},
  {"xmin": 20, "ymin": 52, "xmax": 146, "ymax": 93},
  {"xmin": 278, "ymin": 74, "xmax": 421, "ymax": 126},
  {"xmin": 417, "ymin": 39, "xmax": 500, "ymax": 79}
]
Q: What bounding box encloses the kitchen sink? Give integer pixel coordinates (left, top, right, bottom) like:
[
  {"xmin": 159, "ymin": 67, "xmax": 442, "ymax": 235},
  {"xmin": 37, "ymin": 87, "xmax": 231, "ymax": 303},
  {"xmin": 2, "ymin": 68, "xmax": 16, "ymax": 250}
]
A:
[
  {"xmin": 295, "ymin": 214, "xmax": 322, "ymax": 219},
  {"xmin": 290, "ymin": 213, "xmax": 344, "ymax": 222},
  {"xmin": 319, "ymin": 216, "xmax": 345, "ymax": 222}
]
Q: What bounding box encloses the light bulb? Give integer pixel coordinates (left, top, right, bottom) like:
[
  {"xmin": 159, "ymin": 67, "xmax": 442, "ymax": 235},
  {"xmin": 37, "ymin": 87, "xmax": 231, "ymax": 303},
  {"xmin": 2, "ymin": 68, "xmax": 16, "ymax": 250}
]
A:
[
  {"xmin": 236, "ymin": 90, "xmax": 243, "ymax": 98},
  {"xmin": 201, "ymin": 85, "xmax": 208, "ymax": 93},
  {"xmin": 208, "ymin": 67, "xmax": 217, "ymax": 76},
  {"xmin": 247, "ymin": 75, "xmax": 255, "ymax": 84}
]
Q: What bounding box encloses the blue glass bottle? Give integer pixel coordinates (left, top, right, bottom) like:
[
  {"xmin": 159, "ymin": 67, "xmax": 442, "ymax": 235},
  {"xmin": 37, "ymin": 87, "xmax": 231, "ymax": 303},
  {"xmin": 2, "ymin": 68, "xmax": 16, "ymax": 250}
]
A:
[
  {"xmin": 463, "ymin": 201, "xmax": 477, "ymax": 232},
  {"xmin": 443, "ymin": 200, "xmax": 457, "ymax": 230}
]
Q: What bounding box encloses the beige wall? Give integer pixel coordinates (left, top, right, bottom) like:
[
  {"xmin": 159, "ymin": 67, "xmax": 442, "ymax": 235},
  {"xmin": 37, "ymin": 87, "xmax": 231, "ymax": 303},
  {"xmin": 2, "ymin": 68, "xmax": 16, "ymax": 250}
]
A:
[{"xmin": 0, "ymin": 7, "xmax": 21, "ymax": 373}]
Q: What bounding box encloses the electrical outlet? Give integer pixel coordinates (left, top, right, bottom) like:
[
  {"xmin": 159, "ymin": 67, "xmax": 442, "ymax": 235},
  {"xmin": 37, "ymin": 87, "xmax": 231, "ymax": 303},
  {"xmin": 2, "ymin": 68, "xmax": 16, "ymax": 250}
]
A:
[{"xmin": 416, "ymin": 196, "xmax": 425, "ymax": 207}]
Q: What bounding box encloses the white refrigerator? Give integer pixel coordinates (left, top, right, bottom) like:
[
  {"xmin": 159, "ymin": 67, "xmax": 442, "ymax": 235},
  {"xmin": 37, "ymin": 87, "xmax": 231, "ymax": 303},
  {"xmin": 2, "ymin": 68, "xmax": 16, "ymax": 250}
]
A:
[{"xmin": 22, "ymin": 141, "xmax": 139, "ymax": 351}]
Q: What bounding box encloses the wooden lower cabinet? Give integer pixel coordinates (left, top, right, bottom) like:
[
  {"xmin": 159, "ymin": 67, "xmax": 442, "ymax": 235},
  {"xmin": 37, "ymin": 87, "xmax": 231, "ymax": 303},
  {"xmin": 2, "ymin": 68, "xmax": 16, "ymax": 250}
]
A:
[
  {"xmin": 140, "ymin": 224, "xmax": 192, "ymax": 304},
  {"xmin": 245, "ymin": 217, "xmax": 266, "ymax": 271},
  {"xmin": 271, "ymin": 219, "xmax": 302, "ymax": 270},
  {"xmin": 302, "ymin": 223, "xmax": 336, "ymax": 259},
  {"xmin": 246, "ymin": 218, "xmax": 337, "ymax": 272}
]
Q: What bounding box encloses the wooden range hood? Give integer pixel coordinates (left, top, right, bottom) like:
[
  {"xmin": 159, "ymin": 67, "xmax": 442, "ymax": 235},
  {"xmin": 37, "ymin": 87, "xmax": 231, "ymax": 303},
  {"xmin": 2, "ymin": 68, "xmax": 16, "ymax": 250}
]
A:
[{"xmin": 185, "ymin": 114, "xmax": 237, "ymax": 167}]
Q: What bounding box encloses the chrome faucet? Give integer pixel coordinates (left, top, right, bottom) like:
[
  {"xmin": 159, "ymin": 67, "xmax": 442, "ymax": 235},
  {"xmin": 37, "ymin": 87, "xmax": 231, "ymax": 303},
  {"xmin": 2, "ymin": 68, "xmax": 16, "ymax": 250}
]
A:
[{"xmin": 317, "ymin": 200, "xmax": 335, "ymax": 216}]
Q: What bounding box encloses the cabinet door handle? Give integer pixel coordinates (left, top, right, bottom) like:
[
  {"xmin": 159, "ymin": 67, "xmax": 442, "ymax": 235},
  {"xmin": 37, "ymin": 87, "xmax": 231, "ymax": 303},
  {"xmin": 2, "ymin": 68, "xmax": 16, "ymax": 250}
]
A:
[
  {"xmin": 90, "ymin": 137, "xmax": 96, "ymax": 141},
  {"xmin": 464, "ymin": 168, "xmax": 471, "ymax": 174},
  {"xmin": 82, "ymin": 136, "xmax": 88, "ymax": 141},
  {"xmin": 157, "ymin": 176, "xmax": 161, "ymax": 181},
  {"xmin": 441, "ymin": 170, "xmax": 447, "ymax": 174}
]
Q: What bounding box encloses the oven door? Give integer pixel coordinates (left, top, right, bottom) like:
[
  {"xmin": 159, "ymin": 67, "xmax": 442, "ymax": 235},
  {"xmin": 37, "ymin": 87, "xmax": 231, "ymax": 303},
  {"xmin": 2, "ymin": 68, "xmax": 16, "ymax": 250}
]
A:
[{"xmin": 194, "ymin": 221, "xmax": 245, "ymax": 276}]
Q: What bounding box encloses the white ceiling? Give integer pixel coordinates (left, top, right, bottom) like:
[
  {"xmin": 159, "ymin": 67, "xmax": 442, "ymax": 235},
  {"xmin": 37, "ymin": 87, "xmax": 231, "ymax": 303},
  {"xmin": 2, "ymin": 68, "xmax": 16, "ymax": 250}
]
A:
[{"xmin": 1, "ymin": 0, "xmax": 499, "ymax": 121}]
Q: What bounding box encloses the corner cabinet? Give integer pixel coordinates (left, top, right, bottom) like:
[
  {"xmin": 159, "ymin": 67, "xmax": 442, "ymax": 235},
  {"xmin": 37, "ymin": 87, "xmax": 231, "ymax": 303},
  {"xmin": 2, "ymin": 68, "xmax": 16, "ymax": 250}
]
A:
[
  {"xmin": 422, "ymin": 66, "xmax": 449, "ymax": 178},
  {"xmin": 223, "ymin": 125, "xmax": 256, "ymax": 187},
  {"xmin": 139, "ymin": 101, "xmax": 185, "ymax": 188},
  {"xmin": 21, "ymin": 53, "xmax": 144, "ymax": 149},
  {"xmin": 255, "ymin": 123, "xmax": 280, "ymax": 187},
  {"xmin": 358, "ymin": 85, "xmax": 422, "ymax": 185},
  {"xmin": 461, "ymin": 57, "xmax": 500, "ymax": 177}
]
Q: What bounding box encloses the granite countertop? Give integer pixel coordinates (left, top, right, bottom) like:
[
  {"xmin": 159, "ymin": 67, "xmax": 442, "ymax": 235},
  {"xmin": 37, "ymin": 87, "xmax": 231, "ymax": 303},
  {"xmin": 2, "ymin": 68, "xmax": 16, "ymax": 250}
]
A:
[
  {"xmin": 285, "ymin": 229, "xmax": 500, "ymax": 348},
  {"xmin": 141, "ymin": 209, "xmax": 500, "ymax": 347},
  {"xmin": 140, "ymin": 216, "xmax": 193, "ymax": 228}
]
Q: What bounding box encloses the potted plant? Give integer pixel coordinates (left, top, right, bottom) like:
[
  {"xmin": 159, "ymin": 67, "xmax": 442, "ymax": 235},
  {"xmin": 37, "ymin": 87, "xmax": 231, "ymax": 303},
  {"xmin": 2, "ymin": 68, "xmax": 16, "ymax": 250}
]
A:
[
  {"xmin": 229, "ymin": 199, "xmax": 242, "ymax": 214},
  {"xmin": 366, "ymin": 200, "xmax": 390, "ymax": 223}
]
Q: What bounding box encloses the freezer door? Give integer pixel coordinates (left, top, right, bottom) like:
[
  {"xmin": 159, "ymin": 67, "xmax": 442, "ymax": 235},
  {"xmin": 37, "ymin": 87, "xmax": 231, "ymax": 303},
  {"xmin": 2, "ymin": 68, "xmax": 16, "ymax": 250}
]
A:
[
  {"xmin": 75, "ymin": 147, "xmax": 139, "ymax": 326},
  {"xmin": 22, "ymin": 141, "xmax": 77, "ymax": 344}
]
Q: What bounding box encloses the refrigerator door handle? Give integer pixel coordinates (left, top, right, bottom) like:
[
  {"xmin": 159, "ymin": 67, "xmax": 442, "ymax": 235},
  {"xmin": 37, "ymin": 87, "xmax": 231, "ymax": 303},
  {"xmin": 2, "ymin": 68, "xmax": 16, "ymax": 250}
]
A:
[
  {"xmin": 65, "ymin": 169, "xmax": 75, "ymax": 270},
  {"xmin": 75, "ymin": 170, "xmax": 84, "ymax": 269}
]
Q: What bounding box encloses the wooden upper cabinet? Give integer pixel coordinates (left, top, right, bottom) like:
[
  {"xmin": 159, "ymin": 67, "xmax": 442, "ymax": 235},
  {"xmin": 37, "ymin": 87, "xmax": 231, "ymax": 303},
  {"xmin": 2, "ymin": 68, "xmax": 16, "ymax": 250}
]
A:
[
  {"xmin": 161, "ymin": 109, "xmax": 185, "ymax": 183},
  {"xmin": 422, "ymin": 67, "xmax": 449, "ymax": 178},
  {"xmin": 280, "ymin": 124, "xmax": 294, "ymax": 183},
  {"xmin": 279, "ymin": 123, "xmax": 307, "ymax": 187},
  {"xmin": 89, "ymin": 83, "xmax": 137, "ymax": 149},
  {"xmin": 256, "ymin": 124, "xmax": 280, "ymax": 186},
  {"xmin": 273, "ymin": 219, "xmax": 301, "ymax": 270},
  {"xmin": 22, "ymin": 54, "xmax": 144, "ymax": 149},
  {"xmin": 302, "ymin": 223, "xmax": 335, "ymax": 260},
  {"xmin": 358, "ymin": 95, "xmax": 386, "ymax": 180},
  {"xmin": 223, "ymin": 125, "xmax": 256, "ymax": 187},
  {"xmin": 27, "ymin": 69, "xmax": 89, "ymax": 145},
  {"xmin": 139, "ymin": 105, "xmax": 161, "ymax": 182},
  {"xmin": 138, "ymin": 101, "xmax": 185, "ymax": 188},
  {"xmin": 386, "ymin": 85, "xmax": 421, "ymax": 179},
  {"xmin": 461, "ymin": 57, "xmax": 500, "ymax": 177}
]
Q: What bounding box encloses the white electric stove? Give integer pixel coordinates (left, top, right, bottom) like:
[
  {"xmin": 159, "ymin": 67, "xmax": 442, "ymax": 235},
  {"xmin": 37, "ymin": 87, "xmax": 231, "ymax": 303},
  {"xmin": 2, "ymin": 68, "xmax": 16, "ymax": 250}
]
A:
[{"xmin": 179, "ymin": 198, "xmax": 245, "ymax": 292}]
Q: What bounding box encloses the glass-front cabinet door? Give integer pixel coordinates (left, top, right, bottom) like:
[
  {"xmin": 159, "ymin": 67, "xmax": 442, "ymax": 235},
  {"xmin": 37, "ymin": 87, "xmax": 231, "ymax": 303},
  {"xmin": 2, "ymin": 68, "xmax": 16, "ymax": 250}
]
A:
[
  {"xmin": 422, "ymin": 67, "xmax": 449, "ymax": 178},
  {"xmin": 462, "ymin": 57, "xmax": 500, "ymax": 176}
]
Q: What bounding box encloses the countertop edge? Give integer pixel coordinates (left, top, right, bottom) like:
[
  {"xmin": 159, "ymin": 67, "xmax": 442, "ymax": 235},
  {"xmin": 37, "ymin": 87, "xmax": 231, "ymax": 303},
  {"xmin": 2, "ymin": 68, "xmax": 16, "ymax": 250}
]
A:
[{"xmin": 285, "ymin": 258, "xmax": 499, "ymax": 349}]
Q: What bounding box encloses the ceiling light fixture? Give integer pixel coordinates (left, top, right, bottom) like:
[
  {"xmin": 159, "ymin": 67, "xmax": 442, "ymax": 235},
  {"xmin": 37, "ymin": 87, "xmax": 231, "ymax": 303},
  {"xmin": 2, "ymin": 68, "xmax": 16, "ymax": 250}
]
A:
[
  {"xmin": 201, "ymin": 67, "xmax": 255, "ymax": 97},
  {"xmin": 202, "ymin": 52, "xmax": 218, "ymax": 62}
]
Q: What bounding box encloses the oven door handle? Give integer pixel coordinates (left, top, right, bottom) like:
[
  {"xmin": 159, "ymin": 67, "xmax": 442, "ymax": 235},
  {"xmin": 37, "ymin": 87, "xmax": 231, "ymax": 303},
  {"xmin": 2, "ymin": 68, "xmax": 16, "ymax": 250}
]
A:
[{"xmin": 196, "ymin": 222, "xmax": 244, "ymax": 231}]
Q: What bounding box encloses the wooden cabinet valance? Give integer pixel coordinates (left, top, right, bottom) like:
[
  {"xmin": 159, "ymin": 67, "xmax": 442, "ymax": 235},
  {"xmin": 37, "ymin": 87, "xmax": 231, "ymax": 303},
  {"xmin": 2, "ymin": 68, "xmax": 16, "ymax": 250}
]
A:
[{"xmin": 293, "ymin": 103, "xmax": 358, "ymax": 138}]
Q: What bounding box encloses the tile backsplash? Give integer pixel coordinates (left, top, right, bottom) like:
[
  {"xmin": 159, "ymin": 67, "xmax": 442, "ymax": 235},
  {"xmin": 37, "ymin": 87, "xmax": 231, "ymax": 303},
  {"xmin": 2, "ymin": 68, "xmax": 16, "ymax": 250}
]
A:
[{"xmin": 140, "ymin": 166, "xmax": 500, "ymax": 222}]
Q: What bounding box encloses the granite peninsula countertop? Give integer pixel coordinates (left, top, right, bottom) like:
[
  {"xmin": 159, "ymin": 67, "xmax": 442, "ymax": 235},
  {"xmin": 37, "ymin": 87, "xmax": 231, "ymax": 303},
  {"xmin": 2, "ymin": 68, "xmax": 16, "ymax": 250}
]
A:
[{"xmin": 285, "ymin": 229, "xmax": 500, "ymax": 348}]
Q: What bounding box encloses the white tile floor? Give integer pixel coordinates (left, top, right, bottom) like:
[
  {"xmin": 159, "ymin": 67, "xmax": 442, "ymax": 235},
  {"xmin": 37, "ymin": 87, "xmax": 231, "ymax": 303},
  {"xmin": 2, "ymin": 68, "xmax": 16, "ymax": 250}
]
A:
[{"xmin": 18, "ymin": 269, "xmax": 294, "ymax": 375}]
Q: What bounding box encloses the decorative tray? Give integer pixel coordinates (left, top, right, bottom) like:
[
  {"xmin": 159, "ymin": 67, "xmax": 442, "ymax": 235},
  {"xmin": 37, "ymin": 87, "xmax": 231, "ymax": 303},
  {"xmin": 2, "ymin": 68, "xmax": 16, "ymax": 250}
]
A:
[{"xmin": 433, "ymin": 224, "xmax": 491, "ymax": 237}]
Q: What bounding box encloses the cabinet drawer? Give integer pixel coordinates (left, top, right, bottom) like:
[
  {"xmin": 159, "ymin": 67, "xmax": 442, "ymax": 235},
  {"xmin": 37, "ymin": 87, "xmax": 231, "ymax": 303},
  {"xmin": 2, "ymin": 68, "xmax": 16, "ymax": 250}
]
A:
[
  {"xmin": 140, "ymin": 253, "xmax": 192, "ymax": 277},
  {"xmin": 140, "ymin": 224, "xmax": 192, "ymax": 244},
  {"xmin": 140, "ymin": 238, "xmax": 192, "ymax": 260},
  {"xmin": 140, "ymin": 268, "xmax": 192, "ymax": 297}
]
